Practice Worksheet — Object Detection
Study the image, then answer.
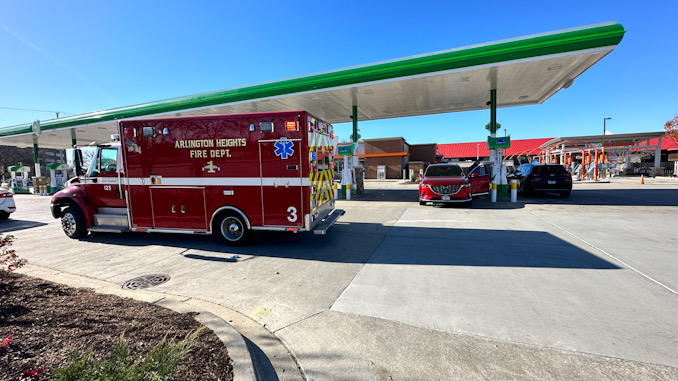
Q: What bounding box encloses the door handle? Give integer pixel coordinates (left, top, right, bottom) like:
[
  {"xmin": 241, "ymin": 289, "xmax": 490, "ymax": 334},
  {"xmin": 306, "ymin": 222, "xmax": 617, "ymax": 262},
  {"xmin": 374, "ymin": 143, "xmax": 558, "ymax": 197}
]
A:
[
  {"xmin": 171, "ymin": 205, "xmax": 176, "ymax": 213},
  {"xmin": 181, "ymin": 205, "xmax": 185, "ymax": 214},
  {"xmin": 273, "ymin": 181, "xmax": 278, "ymax": 188},
  {"xmin": 285, "ymin": 181, "xmax": 290, "ymax": 188}
]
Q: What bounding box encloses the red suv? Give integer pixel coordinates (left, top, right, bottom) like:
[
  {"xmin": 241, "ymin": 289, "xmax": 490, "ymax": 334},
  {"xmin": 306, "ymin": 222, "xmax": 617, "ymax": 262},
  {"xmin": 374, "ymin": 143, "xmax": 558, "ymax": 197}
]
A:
[{"xmin": 419, "ymin": 163, "xmax": 490, "ymax": 206}]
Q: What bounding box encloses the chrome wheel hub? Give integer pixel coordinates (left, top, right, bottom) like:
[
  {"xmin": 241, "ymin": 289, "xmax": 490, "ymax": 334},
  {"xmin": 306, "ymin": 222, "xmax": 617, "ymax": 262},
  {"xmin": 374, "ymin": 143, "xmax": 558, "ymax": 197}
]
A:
[
  {"xmin": 222, "ymin": 217, "xmax": 243, "ymax": 241},
  {"xmin": 61, "ymin": 213, "xmax": 77, "ymax": 236}
]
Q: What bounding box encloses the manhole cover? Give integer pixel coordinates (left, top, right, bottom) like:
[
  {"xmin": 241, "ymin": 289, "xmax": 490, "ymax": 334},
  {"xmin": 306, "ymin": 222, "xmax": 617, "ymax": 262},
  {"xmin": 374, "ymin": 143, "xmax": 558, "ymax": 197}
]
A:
[{"xmin": 122, "ymin": 274, "xmax": 170, "ymax": 290}]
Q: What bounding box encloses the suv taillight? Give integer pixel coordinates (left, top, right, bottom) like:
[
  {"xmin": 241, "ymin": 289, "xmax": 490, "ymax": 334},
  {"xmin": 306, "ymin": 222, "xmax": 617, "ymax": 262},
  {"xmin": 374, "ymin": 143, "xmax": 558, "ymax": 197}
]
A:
[{"xmin": 0, "ymin": 193, "xmax": 12, "ymax": 198}]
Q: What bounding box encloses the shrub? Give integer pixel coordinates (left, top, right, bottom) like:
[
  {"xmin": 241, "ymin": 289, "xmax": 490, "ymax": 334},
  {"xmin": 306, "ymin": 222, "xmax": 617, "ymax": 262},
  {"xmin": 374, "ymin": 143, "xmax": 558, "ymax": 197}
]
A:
[
  {"xmin": 0, "ymin": 235, "xmax": 26, "ymax": 276},
  {"xmin": 53, "ymin": 327, "xmax": 205, "ymax": 381}
]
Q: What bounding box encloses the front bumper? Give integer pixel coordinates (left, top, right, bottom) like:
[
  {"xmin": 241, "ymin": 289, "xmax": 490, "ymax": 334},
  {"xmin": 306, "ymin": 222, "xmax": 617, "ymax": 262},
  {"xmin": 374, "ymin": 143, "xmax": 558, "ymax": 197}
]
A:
[
  {"xmin": 420, "ymin": 187, "xmax": 472, "ymax": 203},
  {"xmin": 420, "ymin": 197, "xmax": 472, "ymax": 203}
]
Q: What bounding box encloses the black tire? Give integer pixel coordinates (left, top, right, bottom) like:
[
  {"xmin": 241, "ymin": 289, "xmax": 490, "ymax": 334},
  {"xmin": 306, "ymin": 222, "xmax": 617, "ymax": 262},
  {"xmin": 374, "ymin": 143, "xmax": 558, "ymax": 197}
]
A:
[
  {"xmin": 521, "ymin": 183, "xmax": 533, "ymax": 197},
  {"xmin": 61, "ymin": 206, "xmax": 88, "ymax": 239},
  {"xmin": 419, "ymin": 200, "xmax": 426, "ymax": 205},
  {"xmin": 464, "ymin": 199, "xmax": 473, "ymax": 208},
  {"xmin": 214, "ymin": 212, "xmax": 252, "ymax": 246},
  {"xmin": 560, "ymin": 191, "xmax": 571, "ymax": 198},
  {"xmin": 0, "ymin": 211, "xmax": 10, "ymax": 220}
]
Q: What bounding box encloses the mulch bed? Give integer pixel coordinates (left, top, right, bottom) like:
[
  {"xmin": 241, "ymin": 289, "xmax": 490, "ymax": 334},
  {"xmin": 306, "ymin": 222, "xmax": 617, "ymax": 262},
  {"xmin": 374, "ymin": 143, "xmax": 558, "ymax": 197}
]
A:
[{"xmin": 0, "ymin": 273, "xmax": 233, "ymax": 380}]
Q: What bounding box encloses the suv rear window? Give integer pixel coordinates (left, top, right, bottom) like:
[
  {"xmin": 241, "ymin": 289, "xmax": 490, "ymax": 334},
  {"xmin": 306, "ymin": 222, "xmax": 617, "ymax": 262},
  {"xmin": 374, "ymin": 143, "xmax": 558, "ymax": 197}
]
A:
[
  {"xmin": 426, "ymin": 165, "xmax": 463, "ymax": 177},
  {"xmin": 532, "ymin": 165, "xmax": 569, "ymax": 175}
]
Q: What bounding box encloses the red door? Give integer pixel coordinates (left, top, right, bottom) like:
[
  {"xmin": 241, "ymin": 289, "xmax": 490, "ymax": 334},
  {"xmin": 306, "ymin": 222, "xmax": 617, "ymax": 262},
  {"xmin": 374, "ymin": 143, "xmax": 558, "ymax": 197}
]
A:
[
  {"xmin": 259, "ymin": 139, "xmax": 303, "ymax": 227},
  {"xmin": 468, "ymin": 166, "xmax": 490, "ymax": 195},
  {"xmin": 83, "ymin": 147, "xmax": 126, "ymax": 208}
]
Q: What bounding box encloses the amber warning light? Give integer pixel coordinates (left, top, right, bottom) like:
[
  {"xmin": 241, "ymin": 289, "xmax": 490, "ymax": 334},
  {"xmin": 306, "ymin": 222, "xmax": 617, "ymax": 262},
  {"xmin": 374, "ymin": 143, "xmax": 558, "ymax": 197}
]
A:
[{"xmin": 286, "ymin": 121, "xmax": 298, "ymax": 131}]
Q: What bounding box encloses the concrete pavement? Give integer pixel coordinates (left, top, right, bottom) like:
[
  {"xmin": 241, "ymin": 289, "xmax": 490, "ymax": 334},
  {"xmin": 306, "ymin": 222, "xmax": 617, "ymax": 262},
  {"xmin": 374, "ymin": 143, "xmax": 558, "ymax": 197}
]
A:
[{"xmin": 3, "ymin": 177, "xmax": 678, "ymax": 380}]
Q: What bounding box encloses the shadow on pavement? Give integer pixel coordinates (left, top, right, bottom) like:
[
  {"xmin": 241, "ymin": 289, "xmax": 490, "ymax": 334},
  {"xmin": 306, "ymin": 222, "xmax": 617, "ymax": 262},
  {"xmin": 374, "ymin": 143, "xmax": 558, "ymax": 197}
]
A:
[
  {"xmin": 85, "ymin": 223, "xmax": 619, "ymax": 270},
  {"xmin": 0, "ymin": 219, "xmax": 48, "ymax": 233},
  {"xmin": 349, "ymin": 187, "xmax": 678, "ymax": 207}
]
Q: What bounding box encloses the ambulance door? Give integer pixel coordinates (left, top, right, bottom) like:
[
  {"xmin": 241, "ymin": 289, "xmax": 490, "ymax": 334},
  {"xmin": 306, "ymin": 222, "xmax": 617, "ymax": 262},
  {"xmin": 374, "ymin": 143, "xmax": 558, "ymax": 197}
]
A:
[
  {"xmin": 259, "ymin": 139, "xmax": 303, "ymax": 227},
  {"xmin": 82, "ymin": 147, "xmax": 126, "ymax": 208}
]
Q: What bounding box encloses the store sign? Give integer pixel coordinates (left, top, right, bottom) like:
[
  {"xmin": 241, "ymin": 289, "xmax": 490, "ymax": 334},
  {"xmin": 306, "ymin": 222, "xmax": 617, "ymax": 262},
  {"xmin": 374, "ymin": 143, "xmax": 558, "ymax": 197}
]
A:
[
  {"xmin": 669, "ymin": 153, "xmax": 678, "ymax": 162},
  {"xmin": 487, "ymin": 136, "xmax": 511, "ymax": 149},
  {"xmin": 337, "ymin": 144, "xmax": 356, "ymax": 156},
  {"xmin": 603, "ymin": 141, "xmax": 634, "ymax": 147}
]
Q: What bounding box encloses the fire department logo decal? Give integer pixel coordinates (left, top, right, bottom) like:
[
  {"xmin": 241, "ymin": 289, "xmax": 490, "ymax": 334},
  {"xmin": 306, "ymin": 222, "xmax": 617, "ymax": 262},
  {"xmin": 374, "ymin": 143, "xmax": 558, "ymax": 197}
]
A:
[
  {"xmin": 202, "ymin": 160, "xmax": 221, "ymax": 173},
  {"xmin": 274, "ymin": 137, "xmax": 294, "ymax": 159}
]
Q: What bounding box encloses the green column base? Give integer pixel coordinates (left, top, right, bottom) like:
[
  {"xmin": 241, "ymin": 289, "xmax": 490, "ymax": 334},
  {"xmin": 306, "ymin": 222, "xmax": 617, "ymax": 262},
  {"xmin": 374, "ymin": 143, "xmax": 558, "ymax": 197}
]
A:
[
  {"xmin": 497, "ymin": 184, "xmax": 509, "ymax": 198},
  {"xmin": 340, "ymin": 185, "xmax": 357, "ymax": 197}
]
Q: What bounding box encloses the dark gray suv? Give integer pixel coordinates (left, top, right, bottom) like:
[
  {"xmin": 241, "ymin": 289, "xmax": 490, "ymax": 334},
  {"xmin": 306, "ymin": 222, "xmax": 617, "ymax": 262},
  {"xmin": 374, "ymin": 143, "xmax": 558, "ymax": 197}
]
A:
[{"xmin": 511, "ymin": 163, "xmax": 573, "ymax": 198}]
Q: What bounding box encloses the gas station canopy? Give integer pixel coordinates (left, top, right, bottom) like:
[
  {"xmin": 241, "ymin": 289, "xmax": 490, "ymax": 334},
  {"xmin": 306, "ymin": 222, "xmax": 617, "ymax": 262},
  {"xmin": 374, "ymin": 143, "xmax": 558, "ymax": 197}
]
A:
[
  {"xmin": 541, "ymin": 132, "xmax": 666, "ymax": 150},
  {"xmin": 0, "ymin": 22, "xmax": 625, "ymax": 148}
]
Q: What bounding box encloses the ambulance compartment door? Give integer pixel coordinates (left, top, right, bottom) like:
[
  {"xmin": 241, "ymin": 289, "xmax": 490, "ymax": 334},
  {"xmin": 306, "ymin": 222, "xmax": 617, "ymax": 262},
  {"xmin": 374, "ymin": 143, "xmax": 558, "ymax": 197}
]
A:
[
  {"xmin": 150, "ymin": 187, "xmax": 207, "ymax": 230},
  {"xmin": 259, "ymin": 139, "xmax": 303, "ymax": 227}
]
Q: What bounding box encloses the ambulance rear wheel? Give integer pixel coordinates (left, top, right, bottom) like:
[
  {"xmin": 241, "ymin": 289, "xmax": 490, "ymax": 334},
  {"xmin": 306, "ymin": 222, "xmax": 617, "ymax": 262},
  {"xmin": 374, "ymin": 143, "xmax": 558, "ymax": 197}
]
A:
[
  {"xmin": 61, "ymin": 206, "xmax": 87, "ymax": 239},
  {"xmin": 214, "ymin": 212, "xmax": 251, "ymax": 246}
]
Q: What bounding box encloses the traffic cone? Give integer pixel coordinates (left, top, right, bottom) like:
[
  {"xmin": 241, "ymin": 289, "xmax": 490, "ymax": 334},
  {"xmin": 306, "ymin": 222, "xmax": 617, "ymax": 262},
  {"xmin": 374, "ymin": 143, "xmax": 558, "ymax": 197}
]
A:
[{"xmin": 639, "ymin": 175, "xmax": 644, "ymax": 184}]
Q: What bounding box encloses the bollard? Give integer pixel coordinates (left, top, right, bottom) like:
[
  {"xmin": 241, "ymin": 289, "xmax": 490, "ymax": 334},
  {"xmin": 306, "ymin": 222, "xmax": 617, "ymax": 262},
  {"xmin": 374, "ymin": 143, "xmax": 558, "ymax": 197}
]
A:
[
  {"xmin": 510, "ymin": 179, "xmax": 517, "ymax": 203},
  {"xmin": 490, "ymin": 181, "xmax": 497, "ymax": 203},
  {"xmin": 333, "ymin": 184, "xmax": 339, "ymax": 199},
  {"xmin": 345, "ymin": 184, "xmax": 351, "ymax": 200}
]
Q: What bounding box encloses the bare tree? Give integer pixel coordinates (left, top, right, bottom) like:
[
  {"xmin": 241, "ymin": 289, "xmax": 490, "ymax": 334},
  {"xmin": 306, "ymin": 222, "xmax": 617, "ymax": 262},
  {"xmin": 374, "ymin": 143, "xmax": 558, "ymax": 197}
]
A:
[{"xmin": 665, "ymin": 113, "xmax": 678, "ymax": 143}]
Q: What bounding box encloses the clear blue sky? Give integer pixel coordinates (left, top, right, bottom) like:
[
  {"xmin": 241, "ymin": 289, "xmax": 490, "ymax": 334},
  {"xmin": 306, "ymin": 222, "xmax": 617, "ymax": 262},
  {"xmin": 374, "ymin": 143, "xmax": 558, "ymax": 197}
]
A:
[{"xmin": 1, "ymin": 0, "xmax": 676, "ymax": 144}]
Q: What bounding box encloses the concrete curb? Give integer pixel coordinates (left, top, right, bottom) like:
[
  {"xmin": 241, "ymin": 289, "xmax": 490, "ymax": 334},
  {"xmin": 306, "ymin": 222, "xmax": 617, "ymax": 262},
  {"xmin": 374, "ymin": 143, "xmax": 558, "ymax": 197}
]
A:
[{"xmin": 16, "ymin": 264, "xmax": 263, "ymax": 380}]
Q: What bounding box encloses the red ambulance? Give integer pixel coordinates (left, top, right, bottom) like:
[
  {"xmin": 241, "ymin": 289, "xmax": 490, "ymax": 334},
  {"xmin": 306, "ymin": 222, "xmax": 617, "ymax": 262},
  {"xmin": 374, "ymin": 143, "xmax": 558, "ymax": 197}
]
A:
[{"xmin": 50, "ymin": 111, "xmax": 343, "ymax": 245}]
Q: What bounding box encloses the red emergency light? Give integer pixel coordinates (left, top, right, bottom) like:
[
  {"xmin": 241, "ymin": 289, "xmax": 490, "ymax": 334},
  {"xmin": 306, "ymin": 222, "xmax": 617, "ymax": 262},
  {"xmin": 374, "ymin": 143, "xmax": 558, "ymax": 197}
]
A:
[
  {"xmin": 286, "ymin": 121, "xmax": 298, "ymax": 131},
  {"xmin": 124, "ymin": 127, "xmax": 135, "ymax": 137}
]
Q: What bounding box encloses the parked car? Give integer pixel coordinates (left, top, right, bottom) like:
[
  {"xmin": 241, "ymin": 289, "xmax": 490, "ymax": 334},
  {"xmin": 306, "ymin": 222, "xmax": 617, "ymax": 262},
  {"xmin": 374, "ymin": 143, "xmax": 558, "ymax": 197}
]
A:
[
  {"xmin": 0, "ymin": 188, "xmax": 16, "ymax": 220},
  {"xmin": 419, "ymin": 163, "xmax": 490, "ymax": 206},
  {"xmin": 511, "ymin": 163, "xmax": 572, "ymax": 198}
]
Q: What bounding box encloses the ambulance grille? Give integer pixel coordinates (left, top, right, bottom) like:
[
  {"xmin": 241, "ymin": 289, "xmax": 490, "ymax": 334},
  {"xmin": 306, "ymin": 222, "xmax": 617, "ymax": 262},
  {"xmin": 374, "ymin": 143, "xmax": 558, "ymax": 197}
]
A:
[
  {"xmin": 122, "ymin": 274, "xmax": 170, "ymax": 290},
  {"xmin": 431, "ymin": 184, "xmax": 462, "ymax": 195}
]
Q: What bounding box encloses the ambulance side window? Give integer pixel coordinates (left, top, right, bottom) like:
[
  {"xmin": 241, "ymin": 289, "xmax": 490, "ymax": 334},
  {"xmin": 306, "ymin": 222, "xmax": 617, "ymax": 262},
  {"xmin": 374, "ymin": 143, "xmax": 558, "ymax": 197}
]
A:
[
  {"xmin": 99, "ymin": 149, "xmax": 118, "ymax": 174},
  {"xmin": 89, "ymin": 148, "xmax": 118, "ymax": 177}
]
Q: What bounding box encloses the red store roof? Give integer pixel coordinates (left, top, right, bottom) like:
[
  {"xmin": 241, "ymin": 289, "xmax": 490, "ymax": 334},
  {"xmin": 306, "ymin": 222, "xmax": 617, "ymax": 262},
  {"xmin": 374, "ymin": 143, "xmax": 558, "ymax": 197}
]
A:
[
  {"xmin": 437, "ymin": 138, "xmax": 552, "ymax": 159},
  {"xmin": 437, "ymin": 135, "xmax": 678, "ymax": 159}
]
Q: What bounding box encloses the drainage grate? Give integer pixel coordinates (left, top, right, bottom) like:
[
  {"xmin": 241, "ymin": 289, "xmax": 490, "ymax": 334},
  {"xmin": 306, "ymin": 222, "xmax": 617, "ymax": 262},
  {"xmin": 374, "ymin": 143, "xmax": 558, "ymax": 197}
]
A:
[{"xmin": 122, "ymin": 274, "xmax": 171, "ymax": 290}]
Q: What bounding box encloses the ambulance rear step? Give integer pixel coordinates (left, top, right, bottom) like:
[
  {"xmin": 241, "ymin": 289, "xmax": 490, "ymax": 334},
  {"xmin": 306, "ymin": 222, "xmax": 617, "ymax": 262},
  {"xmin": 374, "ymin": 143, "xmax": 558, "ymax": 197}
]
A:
[
  {"xmin": 91, "ymin": 207, "xmax": 130, "ymax": 233},
  {"xmin": 312, "ymin": 209, "xmax": 345, "ymax": 235}
]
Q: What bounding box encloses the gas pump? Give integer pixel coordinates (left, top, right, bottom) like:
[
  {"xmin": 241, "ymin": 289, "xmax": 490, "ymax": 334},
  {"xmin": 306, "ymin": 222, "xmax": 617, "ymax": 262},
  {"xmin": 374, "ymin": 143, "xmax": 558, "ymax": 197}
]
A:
[
  {"xmin": 336, "ymin": 143, "xmax": 357, "ymax": 199},
  {"xmin": 8, "ymin": 165, "xmax": 31, "ymax": 194},
  {"xmin": 47, "ymin": 162, "xmax": 69, "ymax": 194}
]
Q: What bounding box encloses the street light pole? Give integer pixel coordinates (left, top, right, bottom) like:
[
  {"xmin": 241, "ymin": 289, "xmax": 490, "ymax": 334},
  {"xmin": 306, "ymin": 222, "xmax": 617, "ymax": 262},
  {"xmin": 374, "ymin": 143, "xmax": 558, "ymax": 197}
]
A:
[{"xmin": 603, "ymin": 117, "xmax": 611, "ymax": 134}]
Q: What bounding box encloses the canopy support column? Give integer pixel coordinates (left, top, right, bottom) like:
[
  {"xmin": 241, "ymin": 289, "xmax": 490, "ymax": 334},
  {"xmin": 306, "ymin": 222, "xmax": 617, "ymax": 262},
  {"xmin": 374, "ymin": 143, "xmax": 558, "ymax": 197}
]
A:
[
  {"xmin": 655, "ymin": 136, "xmax": 662, "ymax": 168},
  {"xmin": 32, "ymin": 137, "xmax": 41, "ymax": 178},
  {"xmin": 488, "ymin": 89, "xmax": 506, "ymax": 201}
]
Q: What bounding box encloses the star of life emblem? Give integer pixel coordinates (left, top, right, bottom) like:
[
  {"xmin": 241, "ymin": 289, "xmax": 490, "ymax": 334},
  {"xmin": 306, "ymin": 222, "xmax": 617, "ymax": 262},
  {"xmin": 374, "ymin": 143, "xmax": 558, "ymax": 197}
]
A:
[{"xmin": 274, "ymin": 137, "xmax": 294, "ymax": 159}]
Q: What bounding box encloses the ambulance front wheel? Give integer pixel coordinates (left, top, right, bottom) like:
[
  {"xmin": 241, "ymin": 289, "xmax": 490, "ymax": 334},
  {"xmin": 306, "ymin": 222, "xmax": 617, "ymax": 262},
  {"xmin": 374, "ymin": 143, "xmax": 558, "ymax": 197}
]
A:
[
  {"xmin": 61, "ymin": 206, "xmax": 88, "ymax": 239},
  {"xmin": 214, "ymin": 212, "xmax": 251, "ymax": 246}
]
